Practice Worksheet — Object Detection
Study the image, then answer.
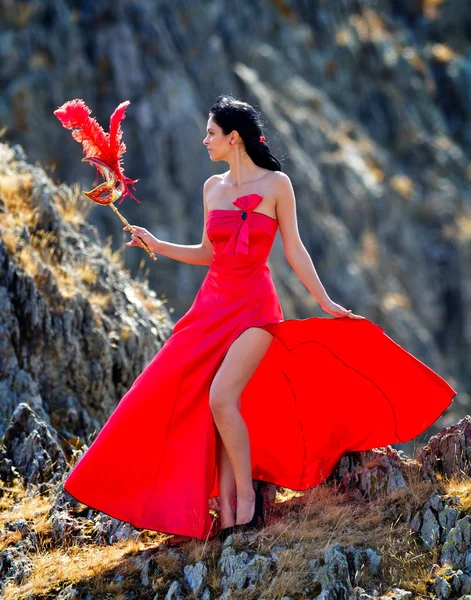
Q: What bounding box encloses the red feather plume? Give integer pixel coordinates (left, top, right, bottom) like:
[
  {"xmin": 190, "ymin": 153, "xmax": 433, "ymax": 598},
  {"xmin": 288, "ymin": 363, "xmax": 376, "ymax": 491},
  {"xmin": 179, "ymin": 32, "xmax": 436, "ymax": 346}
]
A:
[{"xmin": 53, "ymin": 99, "xmax": 140, "ymax": 204}]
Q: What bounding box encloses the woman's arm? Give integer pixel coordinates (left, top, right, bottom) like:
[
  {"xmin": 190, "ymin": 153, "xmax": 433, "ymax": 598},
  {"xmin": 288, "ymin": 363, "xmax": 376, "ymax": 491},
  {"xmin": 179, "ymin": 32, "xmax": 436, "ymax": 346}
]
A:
[
  {"xmin": 275, "ymin": 173, "xmax": 331, "ymax": 308},
  {"xmin": 276, "ymin": 173, "xmax": 365, "ymax": 319},
  {"xmin": 125, "ymin": 177, "xmax": 215, "ymax": 266}
]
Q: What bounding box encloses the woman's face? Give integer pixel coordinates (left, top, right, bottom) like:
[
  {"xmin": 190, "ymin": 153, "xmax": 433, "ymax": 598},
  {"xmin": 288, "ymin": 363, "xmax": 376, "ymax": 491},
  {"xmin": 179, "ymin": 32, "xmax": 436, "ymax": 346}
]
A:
[{"xmin": 203, "ymin": 118, "xmax": 228, "ymax": 161}]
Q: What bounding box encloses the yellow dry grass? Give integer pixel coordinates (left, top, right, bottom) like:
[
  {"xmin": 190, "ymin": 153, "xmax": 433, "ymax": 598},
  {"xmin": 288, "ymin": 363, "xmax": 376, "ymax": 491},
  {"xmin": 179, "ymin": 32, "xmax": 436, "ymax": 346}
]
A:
[
  {"xmin": 103, "ymin": 235, "xmax": 127, "ymax": 270},
  {"xmin": 0, "ymin": 173, "xmax": 34, "ymax": 215},
  {"xmin": 54, "ymin": 182, "xmax": 93, "ymax": 226},
  {"xmin": 0, "ymin": 168, "xmax": 165, "ymax": 323},
  {"xmin": 445, "ymin": 474, "xmax": 471, "ymax": 512},
  {"xmin": 382, "ymin": 292, "xmax": 412, "ymax": 312},
  {"xmin": 179, "ymin": 476, "xmax": 449, "ymax": 598},
  {"xmin": 390, "ymin": 174, "xmax": 415, "ymax": 199},
  {"xmin": 457, "ymin": 212, "xmax": 471, "ymax": 242},
  {"xmin": 1, "ymin": 468, "xmax": 469, "ymax": 599},
  {"xmin": 357, "ymin": 228, "xmax": 381, "ymax": 269},
  {"xmin": 349, "ymin": 9, "xmax": 391, "ymax": 44},
  {"xmin": 76, "ymin": 261, "xmax": 98, "ymax": 286},
  {"xmin": 431, "ymin": 43, "xmax": 458, "ymax": 63}
]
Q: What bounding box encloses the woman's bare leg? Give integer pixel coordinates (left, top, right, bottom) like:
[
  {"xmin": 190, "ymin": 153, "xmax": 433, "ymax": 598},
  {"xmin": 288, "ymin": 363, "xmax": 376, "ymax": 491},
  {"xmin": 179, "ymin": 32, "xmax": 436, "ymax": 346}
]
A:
[
  {"xmin": 209, "ymin": 327, "xmax": 273, "ymax": 525},
  {"xmin": 216, "ymin": 430, "xmax": 237, "ymax": 527}
]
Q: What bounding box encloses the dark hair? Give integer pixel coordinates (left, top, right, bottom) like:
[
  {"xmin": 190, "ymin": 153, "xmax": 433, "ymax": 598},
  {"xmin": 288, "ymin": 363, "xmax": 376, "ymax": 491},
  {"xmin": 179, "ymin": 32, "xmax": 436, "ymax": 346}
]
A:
[{"xmin": 209, "ymin": 95, "xmax": 282, "ymax": 171}]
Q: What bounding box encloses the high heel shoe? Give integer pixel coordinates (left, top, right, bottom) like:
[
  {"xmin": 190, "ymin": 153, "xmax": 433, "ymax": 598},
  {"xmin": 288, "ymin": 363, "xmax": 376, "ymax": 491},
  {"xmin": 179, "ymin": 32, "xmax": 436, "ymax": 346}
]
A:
[{"xmin": 216, "ymin": 486, "xmax": 265, "ymax": 542}]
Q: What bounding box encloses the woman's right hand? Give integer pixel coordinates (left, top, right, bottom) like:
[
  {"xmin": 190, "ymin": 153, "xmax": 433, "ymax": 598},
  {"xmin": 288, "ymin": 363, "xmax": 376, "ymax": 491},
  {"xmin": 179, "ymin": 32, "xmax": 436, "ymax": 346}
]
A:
[{"xmin": 123, "ymin": 225, "xmax": 158, "ymax": 251}]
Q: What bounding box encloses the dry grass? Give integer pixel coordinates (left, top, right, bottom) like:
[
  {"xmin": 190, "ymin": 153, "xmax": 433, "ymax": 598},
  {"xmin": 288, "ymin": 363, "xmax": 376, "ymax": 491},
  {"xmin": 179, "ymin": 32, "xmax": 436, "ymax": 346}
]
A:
[
  {"xmin": 357, "ymin": 228, "xmax": 381, "ymax": 269},
  {"xmin": 76, "ymin": 261, "xmax": 99, "ymax": 286},
  {"xmin": 133, "ymin": 284, "xmax": 168, "ymax": 317},
  {"xmin": 403, "ymin": 47, "xmax": 428, "ymax": 74},
  {"xmin": 390, "ymin": 174, "xmax": 415, "ymax": 199},
  {"xmin": 0, "ymin": 173, "xmax": 34, "ymax": 214},
  {"xmin": 0, "ymin": 477, "xmax": 169, "ymax": 599},
  {"xmin": 176, "ymin": 476, "xmax": 449, "ymax": 598},
  {"xmin": 1, "ymin": 470, "xmax": 469, "ymax": 599},
  {"xmin": 2, "ymin": 541, "xmax": 145, "ymax": 600},
  {"xmin": 365, "ymin": 158, "xmax": 386, "ymax": 184},
  {"xmin": 30, "ymin": 229, "xmax": 60, "ymax": 261},
  {"xmin": 1, "ymin": 228, "xmax": 22, "ymax": 256},
  {"xmin": 103, "ymin": 235, "xmax": 127, "ymax": 270},
  {"xmin": 54, "ymin": 182, "xmax": 93, "ymax": 225},
  {"xmin": 445, "ymin": 474, "xmax": 471, "ymax": 512},
  {"xmin": 457, "ymin": 212, "xmax": 471, "ymax": 242},
  {"xmin": 349, "ymin": 9, "xmax": 391, "ymax": 44},
  {"xmin": 0, "ymin": 168, "xmax": 165, "ymax": 325},
  {"xmin": 382, "ymin": 292, "xmax": 412, "ymax": 312},
  {"xmin": 431, "ymin": 43, "xmax": 458, "ymax": 63}
]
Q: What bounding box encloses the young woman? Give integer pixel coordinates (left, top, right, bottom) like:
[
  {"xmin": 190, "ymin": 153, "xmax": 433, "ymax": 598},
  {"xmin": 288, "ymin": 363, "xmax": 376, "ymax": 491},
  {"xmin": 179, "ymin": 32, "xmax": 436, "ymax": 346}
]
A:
[{"xmin": 64, "ymin": 95, "xmax": 457, "ymax": 542}]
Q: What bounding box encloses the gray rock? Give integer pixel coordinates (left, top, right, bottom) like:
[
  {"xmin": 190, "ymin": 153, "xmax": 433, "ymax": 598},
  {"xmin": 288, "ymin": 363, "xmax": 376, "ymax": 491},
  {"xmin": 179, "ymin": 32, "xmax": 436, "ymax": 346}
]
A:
[
  {"xmin": 316, "ymin": 581, "xmax": 349, "ymax": 600},
  {"xmin": 48, "ymin": 509, "xmax": 88, "ymax": 545},
  {"xmin": 388, "ymin": 588, "xmax": 412, "ymax": 600},
  {"xmin": 441, "ymin": 515, "xmax": 471, "ymax": 570},
  {"xmin": 270, "ymin": 544, "xmax": 288, "ymax": 562},
  {"xmin": 0, "ymin": 547, "xmax": 34, "ymax": 592},
  {"xmin": 421, "ymin": 507, "xmax": 441, "ymax": 548},
  {"xmin": 449, "ymin": 569, "xmax": 463, "ymax": 594},
  {"xmin": 309, "ymin": 543, "xmax": 382, "ymax": 592},
  {"xmin": 417, "ymin": 417, "xmax": 471, "ymax": 481},
  {"xmin": 0, "ymin": 147, "xmax": 172, "ymax": 464},
  {"xmin": 218, "ymin": 546, "xmax": 272, "ymax": 591},
  {"xmin": 165, "ymin": 580, "xmax": 183, "ymax": 600},
  {"xmin": 184, "ymin": 560, "xmax": 208, "ymax": 595},
  {"xmin": 409, "ymin": 490, "xmax": 461, "ymax": 548},
  {"xmin": 201, "ymin": 588, "xmax": 211, "ymax": 600},
  {"xmin": 56, "ymin": 585, "xmax": 80, "ymax": 599},
  {"xmin": 329, "ymin": 447, "xmax": 409, "ymax": 500},
  {"xmin": 4, "ymin": 518, "xmax": 39, "ymax": 553},
  {"xmin": 459, "ymin": 571, "xmax": 471, "ymax": 594},
  {"xmin": 1, "ymin": 403, "xmax": 67, "ymax": 491},
  {"xmin": 434, "ymin": 576, "xmax": 451, "ymax": 599},
  {"xmin": 438, "ymin": 505, "xmax": 460, "ymax": 543},
  {"xmin": 364, "ymin": 548, "xmax": 382, "ymax": 576},
  {"xmin": 349, "ymin": 588, "xmax": 378, "ymax": 600}
]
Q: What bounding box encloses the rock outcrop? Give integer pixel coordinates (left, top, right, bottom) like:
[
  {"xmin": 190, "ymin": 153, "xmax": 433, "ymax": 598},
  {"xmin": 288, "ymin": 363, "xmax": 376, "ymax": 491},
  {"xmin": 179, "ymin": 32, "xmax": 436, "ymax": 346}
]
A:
[
  {"xmin": 1, "ymin": 1, "xmax": 470, "ymax": 597},
  {"xmin": 1, "ymin": 399, "xmax": 471, "ymax": 597},
  {"xmin": 0, "ymin": 142, "xmax": 173, "ymax": 449},
  {"xmin": 0, "ymin": 1, "xmax": 468, "ymax": 398}
]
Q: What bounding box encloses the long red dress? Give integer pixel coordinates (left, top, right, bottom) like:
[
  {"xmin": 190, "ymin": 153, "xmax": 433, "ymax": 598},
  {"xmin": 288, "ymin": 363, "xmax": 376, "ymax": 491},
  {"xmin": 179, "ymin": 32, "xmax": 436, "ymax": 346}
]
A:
[{"xmin": 63, "ymin": 193, "xmax": 457, "ymax": 540}]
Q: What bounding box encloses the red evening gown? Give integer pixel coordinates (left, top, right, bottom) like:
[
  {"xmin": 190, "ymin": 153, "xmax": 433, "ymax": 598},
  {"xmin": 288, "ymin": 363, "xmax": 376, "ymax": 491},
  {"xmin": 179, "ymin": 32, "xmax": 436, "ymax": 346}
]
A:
[{"xmin": 63, "ymin": 193, "xmax": 457, "ymax": 540}]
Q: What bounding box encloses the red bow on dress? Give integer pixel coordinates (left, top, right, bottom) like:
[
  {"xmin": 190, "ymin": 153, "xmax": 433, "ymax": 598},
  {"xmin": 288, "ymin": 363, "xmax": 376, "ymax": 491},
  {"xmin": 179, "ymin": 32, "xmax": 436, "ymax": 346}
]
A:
[{"xmin": 223, "ymin": 194, "xmax": 264, "ymax": 255}]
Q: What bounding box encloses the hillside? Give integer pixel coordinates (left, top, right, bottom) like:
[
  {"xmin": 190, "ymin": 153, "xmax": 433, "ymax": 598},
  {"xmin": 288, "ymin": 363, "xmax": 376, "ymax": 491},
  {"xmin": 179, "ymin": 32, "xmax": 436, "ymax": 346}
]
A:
[{"xmin": 0, "ymin": 139, "xmax": 470, "ymax": 599}]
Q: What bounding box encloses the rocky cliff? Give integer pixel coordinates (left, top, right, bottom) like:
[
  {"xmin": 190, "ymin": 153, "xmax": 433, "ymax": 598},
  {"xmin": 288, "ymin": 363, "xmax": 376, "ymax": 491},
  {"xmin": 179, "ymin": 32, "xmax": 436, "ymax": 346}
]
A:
[
  {"xmin": 1, "ymin": 0, "xmax": 471, "ymax": 596},
  {"xmin": 0, "ymin": 133, "xmax": 469, "ymax": 600},
  {"xmin": 2, "ymin": 403, "xmax": 471, "ymax": 598},
  {"xmin": 1, "ymin": 0, "xmax": 468, "ymax": 396},
  {"xmin": 0, "ymin": 141, "xmax": 172, "ymax": 448}
]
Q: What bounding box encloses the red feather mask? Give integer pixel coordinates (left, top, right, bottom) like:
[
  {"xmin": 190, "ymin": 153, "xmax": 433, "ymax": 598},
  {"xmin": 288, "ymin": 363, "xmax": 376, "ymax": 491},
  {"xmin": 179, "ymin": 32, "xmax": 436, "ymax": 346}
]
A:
[
  {"xmin": 54, "ymin": 99, "xmax": 157, "ymax": 260},
  {"xmin": 53, "ymin": 99, "xmax": 140, "ymax": 205}
]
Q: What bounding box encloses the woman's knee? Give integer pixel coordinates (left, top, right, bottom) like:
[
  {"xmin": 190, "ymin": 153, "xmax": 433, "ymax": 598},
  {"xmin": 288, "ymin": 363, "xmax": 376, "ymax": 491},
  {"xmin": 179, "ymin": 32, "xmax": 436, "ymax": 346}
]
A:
[{"xmin": 209, "ymin": 381, "xmax": 237, "ymax": 414}]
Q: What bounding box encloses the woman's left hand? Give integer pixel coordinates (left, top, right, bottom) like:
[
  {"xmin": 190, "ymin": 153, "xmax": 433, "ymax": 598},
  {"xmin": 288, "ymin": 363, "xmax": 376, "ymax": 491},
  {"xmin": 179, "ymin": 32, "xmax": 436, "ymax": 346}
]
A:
[{"xmin": 320, "ymin": 298, "xmax": 366, "ymax": 319}]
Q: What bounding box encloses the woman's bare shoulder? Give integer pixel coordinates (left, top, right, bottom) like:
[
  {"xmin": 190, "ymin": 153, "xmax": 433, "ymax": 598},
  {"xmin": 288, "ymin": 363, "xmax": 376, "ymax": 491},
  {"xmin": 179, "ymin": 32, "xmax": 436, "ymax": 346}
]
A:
[
  {"xmin": 269, "ymin": 171, "xmax": 291, "ymax": 198},
  {"xmin": 204, "ymin": 172, "xmax": 227, "ymax": 191},
  {"xmin": 272, "ymin": 170, "xmax": 289, "ymax": 182}
]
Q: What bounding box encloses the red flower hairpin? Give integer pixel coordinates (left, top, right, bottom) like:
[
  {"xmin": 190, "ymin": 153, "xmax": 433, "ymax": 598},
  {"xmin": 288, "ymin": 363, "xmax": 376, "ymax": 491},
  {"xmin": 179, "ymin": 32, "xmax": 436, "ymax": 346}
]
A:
[
  {"xmin": 54, "ymin": 99, "xmax": 156, "ymax": 260},
  {"xmin": 259, "ymin": 136, "xmax": 265, "ymax": 142}
]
